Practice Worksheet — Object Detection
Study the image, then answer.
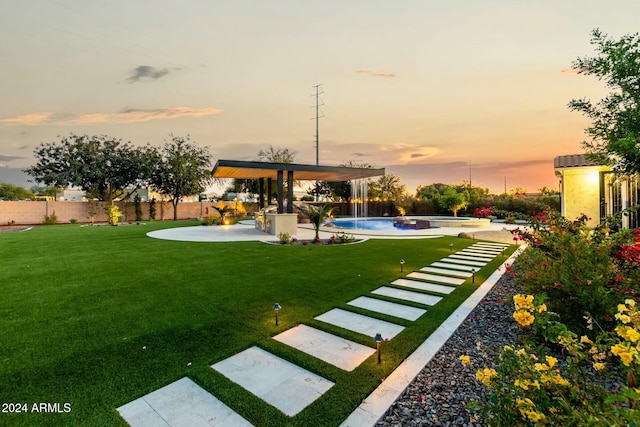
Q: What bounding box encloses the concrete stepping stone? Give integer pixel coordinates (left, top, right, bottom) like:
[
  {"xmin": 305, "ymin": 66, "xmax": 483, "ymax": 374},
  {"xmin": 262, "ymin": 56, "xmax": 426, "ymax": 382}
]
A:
[
  {"xmin": 117, "ymin": 377, "xmax": 253, "ymax": 427},
  {"xmin": 407, "ymin": 272, "xmax": 465, "ymax": 286},
  {"xmin": 211, "ymin": 347, "xmax": 334, "ymax": 417},
  {"xmin": 347, "ymin": 296, "xmax": 427, "ymax": 321},
  {"xmin": 371, "ymin": 286, "xmax": 443, "ymax": 306},
  {"xmin": 468, "ymin": 245, "xmax": 503, "ymax": 253},
  {"xmin": 431, "ymin": 262, "xmax": 478, "ymax": 272},
  {"xmin": 473, "ymin": 242, "xmax": 509, "ymax": 248},
  {"xmin": 273, "ymin": 325, "xmax": 374, "ymax": 371},
  {"xmin": 457, "ymin": 251, "xmax": 494, "ymax": 260},
  {"xmin": 446, "ymin": 255, "xmax": 488, "ymax": 266},
  {"xmin": 459, "ymin": 248, "xmax": 497, "ymax": 256},
  {"xmin": 419, "ymin": 266, "xmax": 472, "ymax": 278},
  {"xmin": 315, "ymin": 308, "xmax": 404, "ymax": 340},
  {"xmin": 440, "ymin": 255, "xmax": 488, "ymax": 267},
  {"xmin": 390, "ymin": 279, "xmax": 455, "ymax": 295}
]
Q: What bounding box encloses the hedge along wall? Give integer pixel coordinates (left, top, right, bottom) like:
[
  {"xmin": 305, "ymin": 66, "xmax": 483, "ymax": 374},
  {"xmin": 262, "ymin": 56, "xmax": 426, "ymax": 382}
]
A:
[{"xmin": 0, "ymin": 201, "xmax": 259, "ymax": 225}]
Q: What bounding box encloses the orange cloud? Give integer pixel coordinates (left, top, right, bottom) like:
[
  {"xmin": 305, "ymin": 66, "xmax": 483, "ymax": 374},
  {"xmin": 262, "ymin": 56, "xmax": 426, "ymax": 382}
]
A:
[
  {"xmin": 2, "ymin": 107, "xmax": 222, "ymax": 126},
  {"xmin": 0, "ymin": 112, "xmax": 52, "ymax": 125},
  {"xmin": 381, "ymin": 144, "xmax": 439, "ymax": 163},
  {"xmin": 355, "ymin": 69, "xmax": 397, "ymax": 78}
]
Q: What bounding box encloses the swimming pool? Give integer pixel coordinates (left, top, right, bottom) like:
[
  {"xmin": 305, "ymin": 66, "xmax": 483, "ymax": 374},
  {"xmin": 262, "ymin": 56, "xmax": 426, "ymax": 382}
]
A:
[{"xmin": 326, "ymin": 217, "xmax": 490, "ymax": 230}]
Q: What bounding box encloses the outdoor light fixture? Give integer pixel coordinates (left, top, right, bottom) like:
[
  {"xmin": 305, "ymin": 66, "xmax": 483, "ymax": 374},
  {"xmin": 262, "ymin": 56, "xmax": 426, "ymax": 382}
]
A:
[
  {"xmin": 400, "ymin": 259, "xmax": 405, "ymax": 272},
  {"xmin": 471, "ymin": 269, "xmax": 476, "ymax": 284},
  {"xmin": 449, "ymin": 242, "xmax": 453, "ymax": 253},
  {"xmin": 273, "ymin": 303, "xmax": 281, "ymax": 326},
  {"xmin": 374, "ymin": 332, "xmax": 384, "ymax": 364}
]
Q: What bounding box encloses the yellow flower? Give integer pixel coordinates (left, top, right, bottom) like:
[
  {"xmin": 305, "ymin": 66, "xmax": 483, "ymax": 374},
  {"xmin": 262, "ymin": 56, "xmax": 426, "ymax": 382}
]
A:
[
  {"xmin": 537, "ymin": 303, "xmax": 547, "ymax": 313},
  {"xmin": 514, "ymin": 379, "xmax": 529, "ymax": 390},
  {"xmin": 475, "ymin": 368, "xmax": 498, "ymax": 386},
  {"xmin": 593, "ymin": 362, "xmax": 606, "ymax": 371},
  {"xmin": 459, "ymin": 355, "xmax": 471, "ymax": 365},
  {"xmin": 616, "ymin": 313, "xmax": 632, "ymax": 324},
  {"xmin": 554, "ymin": 375, "xmax": 571, "ymax": 387},
  {"xmin": 546, "ymin": 355, "xmax": 558, "ymax": 368},
  {"xmin": 580, "ymin": 335, "xmax": 593, "ymax": 345},
  {"xmin": 503, "ymin": 345, "xmax": 514, "ymax": 352},
  {"xmin": 516, "ymin": 348, "xmax": 527, "ymax": 356},
  {"xmin": 619, "ymin": 303, "xmax": 630, "ymax": 313},
  {"xmin": 513, "ymin": 310, "xmax": 535, "ymax": 327},
  {"xmin": 514, "ymin": 294, "xmax": 534, "ymax": 310},
  {"xmin": 611, "ymin": 343, "xmax": 637, "ymax": 366},
  {"xmin": 534, "ymin": 362, "xmax": 549, "ymax": 371},
  {"xmin": 526, "ymin": 410, "xmax": 547, "ymax": 423},
  {"xmin": 626, "ymin": 298, "xmax": 636, "ymax": 308}
]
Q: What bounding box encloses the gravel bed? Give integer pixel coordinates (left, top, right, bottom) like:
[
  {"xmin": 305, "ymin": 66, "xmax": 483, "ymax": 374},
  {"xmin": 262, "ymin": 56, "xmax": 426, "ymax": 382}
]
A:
[{"xmin": 378, "ymin": 272, "xmax": 522, "ymax": 427}]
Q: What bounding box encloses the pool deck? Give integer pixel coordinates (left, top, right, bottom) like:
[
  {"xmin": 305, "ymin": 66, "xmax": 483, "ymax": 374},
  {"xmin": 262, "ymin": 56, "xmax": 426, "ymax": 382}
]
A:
[{"xmin": 147, "ymin": 220, "xmax": 521, "ymax": 243}]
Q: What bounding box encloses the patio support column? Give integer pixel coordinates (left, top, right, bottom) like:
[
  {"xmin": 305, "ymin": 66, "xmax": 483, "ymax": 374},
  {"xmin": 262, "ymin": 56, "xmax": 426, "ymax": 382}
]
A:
[
  {"xmin": 258, "ymin": 178, "xmax": 265, "ymax": 208},
  {"xmin": 277, "ymin": 170, "xmax": 284, "ymax": 214},
  {"xmin": 267, "ymin": 179, "xmax": 273, "ymax": 205},
  {"xmin": 287, "ymin": 170, "xmax": 294, "ymax": 213}
]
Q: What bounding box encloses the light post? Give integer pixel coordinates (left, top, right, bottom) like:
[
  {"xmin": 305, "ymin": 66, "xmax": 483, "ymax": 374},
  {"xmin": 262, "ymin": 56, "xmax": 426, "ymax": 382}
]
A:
[
  {"xmin": 471, "ymin": 269, "xmax": 476, "ymax": 284},
  {"xmin": 374, "ymin": 333, "xmax": 383, "ymax": 364},
  {"xmin": 400, "ymin": 259, "xmax": 405, "ymax": 273},
  {"xmin": 449, "ymin": 242, "xmax": 453, "ymax": 253},
  {"xmin": 273, "ymin": 303, "xmax": 281, "ymax": 326}
]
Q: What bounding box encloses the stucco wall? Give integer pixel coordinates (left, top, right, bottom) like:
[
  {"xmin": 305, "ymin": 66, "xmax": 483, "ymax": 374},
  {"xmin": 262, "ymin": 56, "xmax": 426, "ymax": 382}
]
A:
[
  {"xmin": 0, "ymin": 201, "xmax": 258, "ymax": 225},
  {"xmin": 558, "ymin": 166, "xmax": 606, "ymax": 227}
]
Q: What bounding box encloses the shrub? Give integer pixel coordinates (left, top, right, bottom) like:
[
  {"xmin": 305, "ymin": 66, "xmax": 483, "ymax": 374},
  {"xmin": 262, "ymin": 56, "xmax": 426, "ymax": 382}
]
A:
[
  {"xmin": 466, "ymin": 294, "xmax": 640, "ymax": 426},
  {"xmin": 107, "ymin": 205, "xmax": 121, "ymax": 226},
  {"xmin": 278, "ymin": 232, "xmax": 291, "ymax": 244},
  {"xmin": 69, "ymin": 218, "xmax": 77, "ymax": 224},
  {"xmin": 329, "ymin": 232, "xmax": 356, "ymax": 244},
  {"xmin": 201, "ymin": 214, "xmax": 219, "ymax": 226},
  {"xmin": 43, "ymin": 211, "xmax": 58, "ymax": 225},
  {"xmin": 133, "ymin": 194, "xmax": 143, "ymax": 221},
  {"xmin": 149, "ymin": 198, "xmax": 156, "ymax": 220}
]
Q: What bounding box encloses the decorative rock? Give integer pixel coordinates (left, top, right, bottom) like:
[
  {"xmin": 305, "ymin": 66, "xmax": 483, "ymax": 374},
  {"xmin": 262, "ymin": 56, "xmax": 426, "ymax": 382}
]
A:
[{"xmin": 457, "ymin": 232, "xmax": 475, "ymax": 239}]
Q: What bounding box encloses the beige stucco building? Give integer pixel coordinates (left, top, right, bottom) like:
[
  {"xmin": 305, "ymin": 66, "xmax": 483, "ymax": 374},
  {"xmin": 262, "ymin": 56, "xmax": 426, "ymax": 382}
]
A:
[{"xmin": 554, "ymin": 154, "xmax": 639, "ymax": 228}]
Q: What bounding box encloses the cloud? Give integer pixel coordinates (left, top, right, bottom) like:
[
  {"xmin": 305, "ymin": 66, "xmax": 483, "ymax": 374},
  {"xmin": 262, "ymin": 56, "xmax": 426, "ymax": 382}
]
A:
[
  {"xmin": 0, "ymin": 112, "xmax": 52, "ymax": 125},
  {"xmin": 381, "ymin": 144, "xmax": 439, "ymax": 163},
  {"xmin": 126, "ymin": 65, "xmax": 171, "ymax": 83},
  {"xmin": 352, "ymin": 152, "xmax": 369, "ymax": 158},
  {"xmin": 0, "ymin": 155, "xmax": 24, "ymax": 162},
  {"xmin": 355, "ymin": 69, "xmax": 397, "ymax": 78},
  {"xmin": 1, "ymin": 107, "xmax": 221, "ymax": 126}
]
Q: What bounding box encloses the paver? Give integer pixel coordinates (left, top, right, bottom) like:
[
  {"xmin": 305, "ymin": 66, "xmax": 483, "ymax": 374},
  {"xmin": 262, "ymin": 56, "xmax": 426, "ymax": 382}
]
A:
[
  {"xmin": 273, "ymin": 325, "xmax": 375, "ymax": 371},
  {"xmin": 212, "ymin": 347, "xmax": 334, "ymax": 417},
  {"xmin": 441, "ymin": 256, "xmax": 487, "ymax": 267},
  {"xmin": 347, "ymin": 296, "xmax": 427, "ymax": 321},
  {"xmin": 371, "ymin": 286, "xmax": 443, "ymax": 305},
  {"xmin": 431, "ymin": 262, "xmax": 478, "ymax": 272},
  {"xmin": 391, "ymin": 278, "xmax": 455, "ymax": 295},
  {"xmin": 117, "ymin": 377, "xmax": 254, "ymax": 427},
  {"xmin": 315, "ymin": 308, "xmax": 404, "ymax": 340},
  {"xmin": 407, "ymin": 272, "xmax": 465, "ymax": 286},
  {"xmin": 419, "ymin": 266, "xmax": 473, "ymax": 278}
]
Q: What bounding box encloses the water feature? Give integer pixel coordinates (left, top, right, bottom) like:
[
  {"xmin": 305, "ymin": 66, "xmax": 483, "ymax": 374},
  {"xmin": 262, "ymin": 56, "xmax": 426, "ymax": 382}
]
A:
[{"xmin": 351, "ymin": 179, "xmax": 368, "ymax": 221}]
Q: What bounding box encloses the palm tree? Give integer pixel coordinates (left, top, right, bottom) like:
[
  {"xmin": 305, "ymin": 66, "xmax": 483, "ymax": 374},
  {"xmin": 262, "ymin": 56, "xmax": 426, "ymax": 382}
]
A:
[{"xmin": 297, "ymin": 204, "xmax": 334, "ymax": 243}]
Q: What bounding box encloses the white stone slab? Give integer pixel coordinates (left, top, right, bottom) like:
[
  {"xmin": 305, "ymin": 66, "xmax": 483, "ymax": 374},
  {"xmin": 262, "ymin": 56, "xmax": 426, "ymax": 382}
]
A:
[
  {"xmin": 315, "ymin": 308, "xmax": 404, "ymax": 340},
  {"xmin": 390, "ymin": 279, "xmax": 455, "ymax": 295},
  {"xmin": 211, "ymin": 347, "xmax": 333, "ymax": 417},
  {"xmin": 371, "ymin": 286, "xmax": 443, "ymax": 306},
  {"xmin": 445, "ymin": 256, "xmax": 488, "ymax": 266},
  {"xmin": 406, "ymin": 272, "xmax": 465, "ymax": 285},
  {"xmin": 347, "ymin": 296, "xmax": 427, "ymax": 321},
  {"xmin": 474, "ymin": 242, "xmax": 510, "ymax": 248},
  {"xmin": 273, "ymin": 325, "xmax": 374, "ymax": 371},
  {"xmin": 117, "ymin": 377, "xmax": 253, "ymax": 427},
  {"xmin": 459, "ymin": 249, "xmax": 496, "ymax": 258},
  {"xmin": 420, "ymin": 266, "xmax": 472, "ymax": 278},
  {"xmin": 440, "ymin": 255, "xmax": 488, "ymax": 267},
  {"xmin": 469, "ymin": 245, "xmax": 503, "ymax": 253},
  {"xmin": 431, "ymin": 262, "xmax": 478, "ymax": 272}
]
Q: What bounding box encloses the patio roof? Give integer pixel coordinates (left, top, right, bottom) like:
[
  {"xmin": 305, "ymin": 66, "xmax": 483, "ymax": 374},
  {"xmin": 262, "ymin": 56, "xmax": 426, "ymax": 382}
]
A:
[{"xmin": 211, "ymin": 160, "xmax": 385, "ymax": 181}]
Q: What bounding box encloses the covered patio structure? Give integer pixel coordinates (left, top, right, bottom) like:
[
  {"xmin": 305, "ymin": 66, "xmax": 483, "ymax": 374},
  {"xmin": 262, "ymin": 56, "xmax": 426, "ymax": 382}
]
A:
[{"xmin": 211, "ymin": 159, "xmax": 385, "ymax": 235}]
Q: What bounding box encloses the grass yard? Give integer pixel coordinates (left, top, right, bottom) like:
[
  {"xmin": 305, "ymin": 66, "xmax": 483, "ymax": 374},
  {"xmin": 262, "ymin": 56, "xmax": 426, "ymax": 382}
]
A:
[{"xmin": 0, "ymin": 221, "xmax": 514, "ymax": 426}]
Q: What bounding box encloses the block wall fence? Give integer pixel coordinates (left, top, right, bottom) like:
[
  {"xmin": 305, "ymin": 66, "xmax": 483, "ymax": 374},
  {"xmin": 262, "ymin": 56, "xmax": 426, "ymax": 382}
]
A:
[{"xmin": 0, "ymin": 201, "xmax": 258, "ymax": 225}]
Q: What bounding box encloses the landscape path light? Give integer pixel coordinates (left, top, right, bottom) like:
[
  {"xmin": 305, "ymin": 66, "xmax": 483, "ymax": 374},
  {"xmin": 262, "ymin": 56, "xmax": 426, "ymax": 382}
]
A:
[
  {"xmin": 273, "ymin": 303, "xmax": 281, "ymax": 326},
  {"xmin": 374, "ymin": 333, "xmax": 384, "ymax": 364},
  {"xmin": 471, "ymin": 269, "xmax": 476, "ymax": 284},
  {"xmin": 400, "ymin": 259, "xmax": 405, "ymax": 273},
  {"xmin": 449, "ymin": 242, "xmax": 453, "ymax": 253}
]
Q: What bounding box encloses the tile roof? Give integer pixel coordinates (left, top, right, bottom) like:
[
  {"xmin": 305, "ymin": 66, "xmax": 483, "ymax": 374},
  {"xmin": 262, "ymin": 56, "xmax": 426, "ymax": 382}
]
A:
[{"xmin": 553, "ymin": 154, "xmax": 601, "ymax": 168}]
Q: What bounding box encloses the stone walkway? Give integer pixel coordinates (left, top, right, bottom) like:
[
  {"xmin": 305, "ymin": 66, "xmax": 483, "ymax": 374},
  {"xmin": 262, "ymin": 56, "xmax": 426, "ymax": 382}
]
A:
[{"xmin": 117, "ymin": 241, "xmax": 514, "ymax": 426}]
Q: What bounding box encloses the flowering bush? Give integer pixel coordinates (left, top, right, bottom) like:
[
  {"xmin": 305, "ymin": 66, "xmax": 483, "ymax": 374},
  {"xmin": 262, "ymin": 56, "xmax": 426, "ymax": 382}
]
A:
[
  {"xmin": 463, "ymin": 294, "xmax": 640, "ymax": 425},
  {"xmin": 510, "ymin": 208, "xmax": 640, "ymax": 334},
  {"xmin": 474, "ymin": 205, "xmax": 494, "ymax": 219},
  {"xmin": 107, "ymin": 205, "xmax": 121, "ymax": 226}
]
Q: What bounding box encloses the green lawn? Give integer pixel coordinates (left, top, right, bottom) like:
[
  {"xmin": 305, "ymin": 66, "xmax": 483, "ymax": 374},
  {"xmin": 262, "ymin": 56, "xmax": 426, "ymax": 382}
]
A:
[{"xmin": 0, "ymin": 222, "xmax": 514, "ymax": 426}]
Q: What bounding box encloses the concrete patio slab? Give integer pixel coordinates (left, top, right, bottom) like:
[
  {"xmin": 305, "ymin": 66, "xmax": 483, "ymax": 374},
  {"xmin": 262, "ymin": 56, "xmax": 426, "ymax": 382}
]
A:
[
  {"xmin": 419, "ymin": 266, "xmax": 473, "ymax": 278},
  {"xmin": 390, "ymin": 279, "xmax": 455, "ymax": 295},
  {"xmin": 406, "ymin": 272, "xmax": 465, "ymax": 286},
  {"xmin": 440, "ymin": 255, "xmax": 488, "ymax": 267},
  {"xmin": 371, "ymin": 286, "xmax": 443, "ymax": 306},
  {"xmin": 468, "ymin": 245, "xmax": 503, "ymax": 253},
  {"xmin": 445, "ymin": 256, "xmax": 488, "ymax": 266},
  {"xmin": 431, "ymin": 262, "xmax": 478, "ymax": 272},
  {"xmin": 211, "ymin": 346, "xmax": 334, "ymax": 417},
  {"xmin": 473, "ymin": 242, "xmax": 510, "ymax": 248},
  {"xmin": 117, "ymin": 377, "xmax": 253, "ymax": 427},
  {"xmin": 347, "ymin": 296, "xmax": 427, "ymax": 321},
  {"xmin": 315, "ymin": 308, "xmax": 405, "ymax": 340},
  {"xmin": 458, "ymin": 249, "xmax": 496, "ymax": 258},
  {"xmin": 273, "ymin": 324, "xmax": 375, "ymax": 371}
]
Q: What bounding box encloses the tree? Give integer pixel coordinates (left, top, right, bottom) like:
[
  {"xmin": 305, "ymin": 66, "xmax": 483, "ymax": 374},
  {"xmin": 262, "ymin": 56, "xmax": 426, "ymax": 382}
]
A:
[
  {"xmin": 0, "ymin": 183, "xmax": 34, "ymax": 200},
  {"xmin": 441, "ymin": 187, "xmax": 468, "ymax": 217},
  {"xmin": 368, "ymin": 174, "xmax": 406, "ymax": 201},
  {"xmin": 30, "ymin": 185, "xmax": 60, "ymax": 200},
  {"xmin": 151, "ymin": 135, "xmax": 212, "ymax": 221},
  {"xmin": 297, "ymin": 203, "xmax": 334, "ymax": 243},
  {"xmin": 569, "ymin": 29, "xmax": 640, "ymax": 174},
  {"xmin": 309, "ymin": 160, "xmax": 375, "ymax": 201},
  {"xmin": 24, "ymin": 134, "xmax": 155, "ymax": 205}
]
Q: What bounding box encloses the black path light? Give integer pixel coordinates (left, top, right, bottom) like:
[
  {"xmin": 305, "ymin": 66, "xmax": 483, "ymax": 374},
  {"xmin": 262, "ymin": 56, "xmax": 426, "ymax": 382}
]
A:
[
  {"xmin": 374, "ymin": 332, "xmax": 384, "ymax": 364},
  {"xmin": 273, "ymin": 303, "xmax": 281, "ymax": 326},
  {"xmin": 400, "ymin": 259, "xmax": 405, "ymax": 272},
  {"xmin": 471, "ymin": 269, "xmax": 476, "ymax": 284},
  {"xmin": 449, "ymin": 242, "xmax": 453, "ymax": 253}
]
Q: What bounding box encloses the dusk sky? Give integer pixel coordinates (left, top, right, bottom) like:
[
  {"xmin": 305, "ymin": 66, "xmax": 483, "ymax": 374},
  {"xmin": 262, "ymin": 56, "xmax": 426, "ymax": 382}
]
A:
[{"xmin": 2, "ymin": 1, "xmax": 639, "ymax": 195}]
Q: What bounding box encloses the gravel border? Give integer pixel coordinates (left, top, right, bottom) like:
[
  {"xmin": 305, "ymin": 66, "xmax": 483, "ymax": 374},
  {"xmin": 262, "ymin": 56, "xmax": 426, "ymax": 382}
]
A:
[{"xmin": 378, "ymin": 272, "xmax": 522, "ymax": 426}]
